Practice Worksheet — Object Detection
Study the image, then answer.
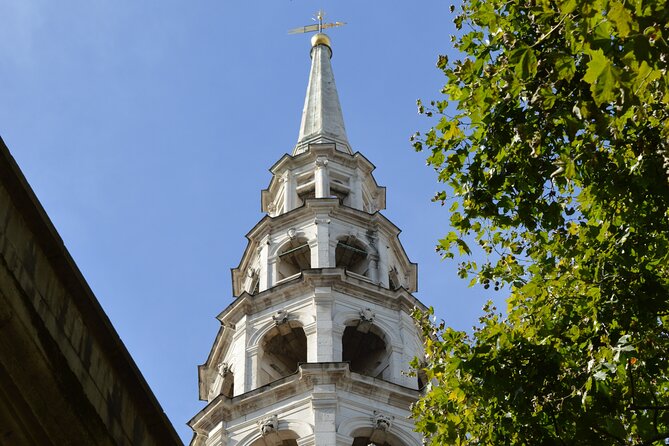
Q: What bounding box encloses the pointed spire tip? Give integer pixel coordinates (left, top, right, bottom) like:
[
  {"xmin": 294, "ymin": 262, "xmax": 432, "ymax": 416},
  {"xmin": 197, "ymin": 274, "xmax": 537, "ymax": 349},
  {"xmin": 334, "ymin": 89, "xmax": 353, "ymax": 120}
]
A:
[{"xmin": 294, "ymin": 33, "xmax": 351, "ymax": 155}]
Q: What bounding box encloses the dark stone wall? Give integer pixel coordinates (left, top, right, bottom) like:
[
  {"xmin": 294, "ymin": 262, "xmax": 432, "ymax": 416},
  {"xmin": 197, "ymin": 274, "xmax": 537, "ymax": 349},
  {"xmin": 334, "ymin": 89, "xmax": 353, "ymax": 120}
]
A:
[{"xmin": 0, "ymin": 137, "xmax": 182, "ymax": 446}]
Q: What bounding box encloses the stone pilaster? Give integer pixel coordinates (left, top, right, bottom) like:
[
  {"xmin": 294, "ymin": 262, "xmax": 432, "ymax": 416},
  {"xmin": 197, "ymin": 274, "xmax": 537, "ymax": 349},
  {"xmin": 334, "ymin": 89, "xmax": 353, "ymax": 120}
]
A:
[
  {"xmin": 312, "ymin": 216, "xmax": 331, "ymax": 268},
  {"xmin": 284, "ymin": 171, "xmax": 297, "ymax": 213},
  {"xmin": 350, "ymin": 169, "xmax": 363, "ymax": 211},
  {"xmin": 259, "ymin": 236, "xmax": 271, "ymax": 291},
  {"xmin": 247, "ymin": 344, "xmax": 260, "ymax": 390},
  {"xmin": 311, "ymin": 384, "xmax": 337, "ymax": 445},
  {"xmin": 314, "ymin": 286, "xmax": 334, "ymax": 362}
]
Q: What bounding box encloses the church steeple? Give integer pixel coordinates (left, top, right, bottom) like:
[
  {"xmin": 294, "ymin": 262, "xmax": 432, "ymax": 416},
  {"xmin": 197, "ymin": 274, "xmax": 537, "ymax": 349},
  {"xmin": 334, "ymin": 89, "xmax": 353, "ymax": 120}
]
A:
[
  {"xmin": 189, "ymin": 17, "xmax": 425, "ymax": 446},
  {"xmin": 294, "ymin": 33, "xmax": 351, "ymax": 155}
]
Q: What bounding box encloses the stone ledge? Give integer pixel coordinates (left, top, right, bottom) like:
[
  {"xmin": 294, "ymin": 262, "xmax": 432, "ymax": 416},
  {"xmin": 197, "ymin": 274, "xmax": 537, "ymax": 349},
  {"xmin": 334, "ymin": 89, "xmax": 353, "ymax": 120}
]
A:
[{"xmin": 189, "ymin": 362, "xmax": 420, "ymax": 430}]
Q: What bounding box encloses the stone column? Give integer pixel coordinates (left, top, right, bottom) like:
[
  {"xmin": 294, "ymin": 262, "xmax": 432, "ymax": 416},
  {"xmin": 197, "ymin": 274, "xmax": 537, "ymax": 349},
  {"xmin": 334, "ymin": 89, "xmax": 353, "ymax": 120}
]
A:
[
  {"xmin": 309, "ymin": 239, "xmax": 320, "ymax": 271},
  {"xmin": 332, "ymin": 325, "xmax": 344, "ymax": 362},
  {"xmin": 304, "ymin": 322, "xmax": 318, "ymax": 363},
  {"xmin": 258, "ymin": 237, "xmax": 271, "ymax": 291},
  {"xmin": 247, "ymin": 345, "xmax": 261, "ymax": 390},
  {"xmin": 350, "ymin": 169, "xmax": 363, "ymax": 210},
  {"xmin": 231, "ymin": 321, "xmax": 248, "ymax": 394},
  {"xmin": 377, "ymin": 235, "xmax": 390, "ymax": 289},
  {"xmin": 368, "ymin": 254, "xmax": 379, "ymax": 284},
  {"xmin": 389, "ymin": 348, "xmax": 405, "ymax": 386},
  {"xmin": 328, "ymin": 238, "xmax": 338, "ymax": 268},
  {"xmin": 366, "ymin": 229, "xmax": 380, "ymax": 284},
  {"xmin": 314, "ymin": 286, "xmax": 334, "ymax": 362},
  {"xmin": 313, "ymin": 217, "xmax": 331, "ymax": 268},
  {"xmin": 284, "ymin": 171, "xmax": 297, "ymax": 213},
  {"xmin": 314, "ymin": 157, "xmax": 330, "ymax": 198},
  {"xmin": 399, "ymin": 312, "xmax": 421, "ymax": 388},
  {"xmin": 267, "ymin": 256, "xmax": 278, "ymax": 288},
  {"xmin": 312, "ymin": 384, "xmax": 338, "ymax": 445}
]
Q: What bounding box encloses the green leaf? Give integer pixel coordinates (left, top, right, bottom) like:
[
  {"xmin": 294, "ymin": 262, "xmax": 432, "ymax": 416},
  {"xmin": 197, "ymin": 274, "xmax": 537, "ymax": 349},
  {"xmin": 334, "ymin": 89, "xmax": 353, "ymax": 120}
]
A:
[
  {"xmin": 413, "ymin": 0, "xmax": 669, "ymax": 443},
  {"xmin": 509, "ymin": 46, "xmax": 538, "ymax": 80},
  {"xmin": 558, "ymin": 0, "xmax": 577, "ymax": 15},
  {"xmin": 554, "ymin": 53, "xmax": 576, "ymax": 81},
  {"xmin": 456, "ymin": 238, "xmax": 472, "ymax": 255},
  {"xmin": 449, "ymin": 200, "xmax": 460, "ymax": 212},
  {"xmin": 608, "ymin": 1, "xmax": 633, "ymax": 37},
  {"xmin": 444, "ymin": 120, "xmax": 464, "ymax": 141},
  {"xmin": 583, "ymin": 49, "xmax": 618, "ymax": 105},
  {"xmin": 605, "ymin": 418, "xmax": 627, "ymax": 440},
  {"xmin": 633, "ymin": 61, "xmax": 662, "ymax": 95}
]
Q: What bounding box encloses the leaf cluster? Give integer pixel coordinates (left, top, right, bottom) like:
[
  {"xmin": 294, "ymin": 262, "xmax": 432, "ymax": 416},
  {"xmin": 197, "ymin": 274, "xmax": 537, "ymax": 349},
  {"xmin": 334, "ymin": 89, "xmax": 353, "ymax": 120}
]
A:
[{"xmin": 412, "ymin": 0, "xmax": 669, "ymax": 444}]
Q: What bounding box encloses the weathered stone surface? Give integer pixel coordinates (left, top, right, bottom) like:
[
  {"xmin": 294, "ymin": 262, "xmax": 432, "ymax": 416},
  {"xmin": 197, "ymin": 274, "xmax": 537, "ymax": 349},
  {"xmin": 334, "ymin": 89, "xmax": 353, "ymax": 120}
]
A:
[
  {"xmin": 295, "ymin": 36, "xmax": 351, "ymax": 155},
  {"xmin": 0, "ymin": 136, "xmax": 182, "ymax": 446}
]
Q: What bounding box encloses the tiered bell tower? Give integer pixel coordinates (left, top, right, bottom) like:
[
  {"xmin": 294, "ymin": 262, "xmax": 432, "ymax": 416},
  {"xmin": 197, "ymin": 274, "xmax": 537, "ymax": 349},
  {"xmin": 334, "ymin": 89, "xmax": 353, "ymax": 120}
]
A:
[{"xmin": 188, "ymin": 29, "xmax": 426, "ymax": 446}]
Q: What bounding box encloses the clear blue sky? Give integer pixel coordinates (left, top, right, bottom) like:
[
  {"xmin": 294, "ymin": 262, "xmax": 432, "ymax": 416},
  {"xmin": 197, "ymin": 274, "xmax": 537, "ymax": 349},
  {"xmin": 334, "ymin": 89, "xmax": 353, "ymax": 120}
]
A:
[{"xmin": 1, "ymin": 1, "xmax": 501, "ymax": 442}]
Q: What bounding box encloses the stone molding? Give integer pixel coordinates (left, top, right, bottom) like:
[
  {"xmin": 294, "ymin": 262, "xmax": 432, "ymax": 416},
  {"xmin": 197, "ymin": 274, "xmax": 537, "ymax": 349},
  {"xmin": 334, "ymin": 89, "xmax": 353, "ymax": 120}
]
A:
[{"xmin": 188, "ymin": 362, "xmax": 420, "ymax": 430}]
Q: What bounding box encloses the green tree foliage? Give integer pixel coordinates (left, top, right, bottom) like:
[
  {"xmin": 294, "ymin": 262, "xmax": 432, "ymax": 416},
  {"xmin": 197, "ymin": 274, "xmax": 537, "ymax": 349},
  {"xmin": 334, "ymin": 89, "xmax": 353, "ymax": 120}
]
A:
[{"xmin": 411, "ymin": 0, "xmax": 669, "ymax": 444}]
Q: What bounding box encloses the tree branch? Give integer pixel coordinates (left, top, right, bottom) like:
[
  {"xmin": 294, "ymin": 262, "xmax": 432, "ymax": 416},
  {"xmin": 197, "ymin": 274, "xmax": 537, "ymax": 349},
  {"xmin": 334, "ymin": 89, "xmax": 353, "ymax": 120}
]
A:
[{"xmin": 630, "ymin": 405, "xmax": 669, "ymax": 411}]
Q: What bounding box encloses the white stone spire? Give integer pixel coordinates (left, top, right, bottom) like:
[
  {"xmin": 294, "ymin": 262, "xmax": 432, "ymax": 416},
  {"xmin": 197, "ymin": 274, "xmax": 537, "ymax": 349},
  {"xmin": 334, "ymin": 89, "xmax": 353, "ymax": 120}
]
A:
[
  {"xmin": 294, "ymin": 33, "xmax": 352, "ymax": 155},
  {"xmin": 190, "ymin": 24, "xmax": 425, "ymax": 446}
]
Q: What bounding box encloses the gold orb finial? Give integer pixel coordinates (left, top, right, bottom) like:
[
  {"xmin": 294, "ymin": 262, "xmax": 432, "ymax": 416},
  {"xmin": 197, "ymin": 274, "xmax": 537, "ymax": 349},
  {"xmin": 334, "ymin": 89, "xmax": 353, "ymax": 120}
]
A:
[{"xmin": 311, "ymin": 33, "xmax": 331, "ymax": 48}]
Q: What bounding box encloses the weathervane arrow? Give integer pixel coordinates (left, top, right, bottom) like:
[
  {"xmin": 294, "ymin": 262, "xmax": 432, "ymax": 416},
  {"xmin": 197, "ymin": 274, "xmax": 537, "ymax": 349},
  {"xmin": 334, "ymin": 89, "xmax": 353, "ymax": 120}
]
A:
[{"xmin": 288, "ymin": 10, "xmax": 346, "ymax": 35}]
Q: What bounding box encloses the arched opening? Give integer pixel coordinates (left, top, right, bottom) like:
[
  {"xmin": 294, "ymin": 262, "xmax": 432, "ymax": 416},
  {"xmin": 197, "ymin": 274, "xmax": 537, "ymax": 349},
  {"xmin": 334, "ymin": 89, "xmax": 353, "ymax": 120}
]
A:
[
  {"xmin": 342, "ymin": 322, "xmax": 389, "ymax": 379},
  {"xmin": 336, "ymin": 236, "xmax": 369, "ymax": 276},
  {"xmin": 349, "ymin": 427, "xmax": 407, "ymax": 446},
  {"xmin": 352, "ymin": 439, "xmax": 393, "ymax": 446},
  {"xmin": 297, "ymin": 188, "xmax": 315, "ymax": 205},
  {"xmin": 330, "ymin": 175, "xmax": 351, "ymax": 206},
  {"xmin": 258, "ymin": 322, "xmax": 307, "ymax": 386},
  {"xmin": 331, "ymin": 186, "xmax": 349, "ymax": 205},
  {"xmin": 249, "ymin": 430, "xmax": 299, "ymax": 446},
  {"xmin": 295, "ymin": 171, "xmax": 315, "ymax": 207},
  {"xmin": 277, "ymin": 237, "xmax": 311, "ymax": 281}
]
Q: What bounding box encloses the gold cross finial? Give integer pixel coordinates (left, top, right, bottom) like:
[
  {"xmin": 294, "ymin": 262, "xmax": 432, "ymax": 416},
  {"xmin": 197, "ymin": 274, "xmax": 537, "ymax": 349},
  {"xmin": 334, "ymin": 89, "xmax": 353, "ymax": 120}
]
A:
[
  {"xmin": 316, "ymin": 9, "xmax": 325, "ymax": 33},
  {"xmin": 288, "ymin": 10, "xmax": 346, "ymax": 35}
]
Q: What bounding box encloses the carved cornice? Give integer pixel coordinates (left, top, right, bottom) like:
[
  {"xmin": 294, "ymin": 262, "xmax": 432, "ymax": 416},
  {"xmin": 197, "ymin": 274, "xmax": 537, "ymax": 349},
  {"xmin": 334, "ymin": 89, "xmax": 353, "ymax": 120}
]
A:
[
  {"xmin": 188, "ymin": 362, "xmax": 419, "ymax": 433},
  {"xmin": 221, "ymin": 268, "xmax": 425, "ymax": 327}
]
